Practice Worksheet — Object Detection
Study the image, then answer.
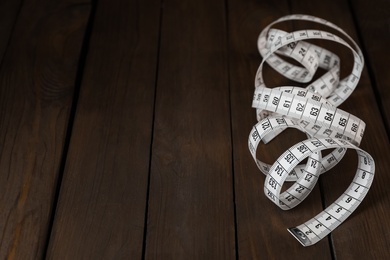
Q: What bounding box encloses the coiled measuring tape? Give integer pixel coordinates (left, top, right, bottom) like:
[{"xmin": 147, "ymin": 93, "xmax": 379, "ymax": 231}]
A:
[{"xmin": 248, "ymin": 14, "xmax": 375, "ymax": 246}]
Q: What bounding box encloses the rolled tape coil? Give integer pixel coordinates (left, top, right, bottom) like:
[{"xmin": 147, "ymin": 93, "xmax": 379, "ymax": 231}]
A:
[{"xmin": 248, "ymin": 14, "xmax": 375, "ymax": 246}]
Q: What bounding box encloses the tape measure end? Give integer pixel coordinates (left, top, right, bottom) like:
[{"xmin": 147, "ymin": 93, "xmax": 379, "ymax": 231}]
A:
[{"xmin": 287, "ymin": 227, "xmax": 312, "ymax": 247}]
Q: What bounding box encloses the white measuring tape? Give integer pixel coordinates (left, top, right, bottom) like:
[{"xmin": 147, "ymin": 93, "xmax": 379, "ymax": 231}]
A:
[{"xmin": 248, "ymin": 14, "xmax": 375, "ymax": 246}]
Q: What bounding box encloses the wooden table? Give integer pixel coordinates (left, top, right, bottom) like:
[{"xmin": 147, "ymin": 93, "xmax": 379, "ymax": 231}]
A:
[{"xmin": 0, "ymin": 0, "xmax": 389, "ymax": 258}]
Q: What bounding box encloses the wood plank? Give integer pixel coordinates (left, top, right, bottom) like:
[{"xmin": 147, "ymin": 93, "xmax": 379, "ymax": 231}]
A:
[
  {"xmin": 144, "ymin": 0, "xmax": 236, "ymax": 258},
  {"xmin": 351, "ymin": 0, "xmax": 390, "ymax": 135},
  {"xmin": 290, "ymin": 0, "xmax": 390, "ymax": 258},
  {"xmin": 45, "ymin": 0, "xmax": 161, "ymax": 258},
  {"xmin": 0, "ymin": 1, "xmax": 23, "ymax": 62},
  {"xmin": 228, "ymin": 0, "xmax": 333, "ymax": 258},
  {"xmin": 0, "ymin": 0, "xmax": 90, "ymax": 258}
]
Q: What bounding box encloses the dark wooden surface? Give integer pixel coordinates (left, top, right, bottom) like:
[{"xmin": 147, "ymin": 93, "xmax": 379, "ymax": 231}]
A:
[{"xmin": 0, "ymin": 0, "xmax": 389, "ymax": 259}]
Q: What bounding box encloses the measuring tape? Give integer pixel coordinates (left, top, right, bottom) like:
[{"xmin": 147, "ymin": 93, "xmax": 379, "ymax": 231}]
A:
[{"xmin": 248, "ymin": 14, "xmax": 375, "ymax": 246}]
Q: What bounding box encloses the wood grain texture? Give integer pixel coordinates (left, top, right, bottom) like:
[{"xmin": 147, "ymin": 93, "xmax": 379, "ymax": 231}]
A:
[
  {"xmin": 0, "ymin": 0, "xmax": 23, "ymax": 63},
  {"xmin": 45, "ymin": 0, "xmax": 161, "ymax": 258},
  {"xmin": 228, "ymin": 0, "xmax": 333, "ymax": 258},
  {"xmin": 351, "ymin": 0, "xmax": 390, "ymax": 135},
  {"xmin": 290, "ymin": 0, "xmax": 390, "ymax": 258},
  {"xmin": 0, "ymin": 0, "xmax": 90, "ymax": 258},
  {"xmin": 145, "ymin": 0, "xmax": 236, "ymax": 258}
]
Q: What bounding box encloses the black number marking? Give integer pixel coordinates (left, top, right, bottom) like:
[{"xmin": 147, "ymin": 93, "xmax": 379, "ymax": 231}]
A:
[
  {"xmin": 285, "ymin": 153, "xmax": 295, "ymax": 164},
  {"xmin": 339, "ymin": 118, "xmax": 347, "ymax": 127},
  {"xmin": 272, "ymin": 97, "xmax": 279, "ymax": 106},
  {"xmin": 310, "ymin": 107, "xmax": 319, "ymax": 116},
  {"xmin": 324, "ymin": 112, "xmax": 334, "ymax": 121},
  {"xmin": 296, "ymin": 102, "xmax": 304, "ymax": 112}
]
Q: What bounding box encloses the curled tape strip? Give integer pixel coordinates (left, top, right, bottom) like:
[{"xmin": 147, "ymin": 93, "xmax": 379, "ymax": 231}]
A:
[{"xmin": 248, "ymin": 14, "xmax": 375, "ymax": 246}]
